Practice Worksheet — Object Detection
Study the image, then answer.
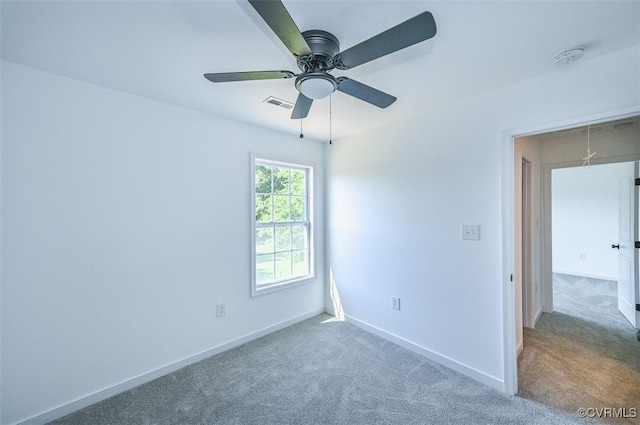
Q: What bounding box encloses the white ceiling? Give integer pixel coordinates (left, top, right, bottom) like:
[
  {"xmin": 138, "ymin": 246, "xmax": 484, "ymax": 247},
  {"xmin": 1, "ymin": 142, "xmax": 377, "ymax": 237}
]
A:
[{"xmin": 2, "ymin": 0, "xmax": 639, "ymax": 142}]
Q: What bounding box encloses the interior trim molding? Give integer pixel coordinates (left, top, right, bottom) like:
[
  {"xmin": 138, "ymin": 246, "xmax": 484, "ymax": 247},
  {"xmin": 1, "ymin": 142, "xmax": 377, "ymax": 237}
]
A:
[
  {"xmin": 325, "ymin": 310, "xmax": 504, "ymax": 392},
  {"xmin": 15, "ymin": 308, "xmax": 325, "ymax": 425}
]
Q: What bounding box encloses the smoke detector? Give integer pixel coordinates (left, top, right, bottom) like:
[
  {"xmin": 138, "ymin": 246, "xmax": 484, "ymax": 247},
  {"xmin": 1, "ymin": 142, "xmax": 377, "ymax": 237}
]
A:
[{"xmin": 554, "ymin": 47, "xmax": 584, "ymax": 65}]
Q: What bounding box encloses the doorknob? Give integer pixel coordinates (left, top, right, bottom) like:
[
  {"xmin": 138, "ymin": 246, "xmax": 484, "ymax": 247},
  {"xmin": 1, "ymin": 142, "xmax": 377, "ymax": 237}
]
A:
[{"xmin": 611, "ymin": 244, "xmax": 620, "ymax": 249}]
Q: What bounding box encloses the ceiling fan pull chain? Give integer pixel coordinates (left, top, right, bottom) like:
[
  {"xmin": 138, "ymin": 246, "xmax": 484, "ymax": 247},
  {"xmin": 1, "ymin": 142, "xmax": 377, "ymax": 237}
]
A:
[
  {"xmin": 582, "ymin": 124, "xmax": 596, "ymax": 167},
  {"xmin": 300, "ymin": 118, "xmax": 304, "ymax": 139}
]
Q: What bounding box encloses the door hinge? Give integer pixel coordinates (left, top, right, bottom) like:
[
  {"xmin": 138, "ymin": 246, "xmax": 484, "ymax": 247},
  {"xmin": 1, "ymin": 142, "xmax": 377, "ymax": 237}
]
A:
[
  {"xmin": 635, "ymin": 178, "xmax": 640, "ymax": 186},
  {"xmin": 510, "ymin": 274, "xmax": 513, "ymax": 282},
  {"xmin": 636, "ymin": 304, "xmax": 640, "ymax": 312},
  {"xmin": 636, "ymin": 241, "xmax": 640, "ymax": 249}
]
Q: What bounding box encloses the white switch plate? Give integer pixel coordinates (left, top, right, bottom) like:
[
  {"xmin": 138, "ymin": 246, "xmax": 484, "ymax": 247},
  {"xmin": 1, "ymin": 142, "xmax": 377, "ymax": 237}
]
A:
[
  {"xmin": 461, "ymin": 224, "xmax": 480, "ymax": 240},
  {"xmin": 391, "ymin": 296, "xmax": 401, "ymax": 311}
]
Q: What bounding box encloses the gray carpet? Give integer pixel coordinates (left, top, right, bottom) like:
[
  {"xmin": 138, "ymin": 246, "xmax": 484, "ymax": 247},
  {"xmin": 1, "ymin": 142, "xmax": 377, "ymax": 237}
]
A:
[
  {"xmin": 552, "ymin": 274, "xmax": 632, "ymax": 332},
  {"xmin": 518, "ymin": 274, "xmax": 640, "ymax": 425},
  {"xmin": 49, "ymin": 314, "xmax": 592, "ymax": 425}
]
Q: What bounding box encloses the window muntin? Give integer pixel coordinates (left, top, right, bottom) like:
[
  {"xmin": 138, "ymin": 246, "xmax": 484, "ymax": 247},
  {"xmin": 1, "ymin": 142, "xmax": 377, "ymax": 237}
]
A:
[{"xmin": 253, "ymin": 159, "xmax": 312, "ymax": 293}]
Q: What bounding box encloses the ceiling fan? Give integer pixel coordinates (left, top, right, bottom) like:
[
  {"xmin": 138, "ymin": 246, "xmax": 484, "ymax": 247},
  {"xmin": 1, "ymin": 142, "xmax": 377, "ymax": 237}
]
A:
[{"xmin": 204, "ymin": 0, "xmax": 437, "ymax": 119}]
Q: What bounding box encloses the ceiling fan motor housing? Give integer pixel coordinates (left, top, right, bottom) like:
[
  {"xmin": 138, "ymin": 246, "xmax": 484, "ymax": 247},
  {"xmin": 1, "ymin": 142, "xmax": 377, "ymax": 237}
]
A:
[
  {"xmin": 298, "ymin": 30, "xmax": 340, "ymax": 71},
  {"xmin": 294, "ymin": 30, "xmax": 341, "ymax": 99}
]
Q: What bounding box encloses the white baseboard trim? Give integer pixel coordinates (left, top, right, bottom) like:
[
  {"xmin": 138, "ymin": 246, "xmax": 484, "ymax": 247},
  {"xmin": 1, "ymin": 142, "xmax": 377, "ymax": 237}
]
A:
[
  {"xmin": 516, "ymin": 340, "xmax": 524, "ymax": 357},
  {"xmin": 16, "ymin": 308, "xmax": 325, "ymax": 425},
  {"xmin": 324, "ymin": 306, "xmax": 337, "ymax": 317},
  {"xmin": 533, "ymin": 307, "xmax": 543, "ymax": 325},
  {"xmin": 552, "ymin": 270, "xmax": 617, "ymax": 282},
  {"xmin": 338, "ymin": 313, "xmax": 504, "ymax": 393}
]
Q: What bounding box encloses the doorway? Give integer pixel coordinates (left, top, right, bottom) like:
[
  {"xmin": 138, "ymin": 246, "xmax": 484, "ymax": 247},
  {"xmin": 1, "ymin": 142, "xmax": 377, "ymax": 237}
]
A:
[
  {"xmin": 551, "ymin": 162, "xmax": 638, "ymax": 328},
  {"xmin": 513, "ymin": 116, "xmax": 640, "ymax": 419},
  {"xmin": 514, "ymin": 116, "xmax": 640, "ymax": 332}
]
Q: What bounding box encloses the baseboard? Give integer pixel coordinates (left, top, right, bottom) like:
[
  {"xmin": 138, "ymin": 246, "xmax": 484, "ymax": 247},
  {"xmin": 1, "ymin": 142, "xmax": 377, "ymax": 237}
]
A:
[
  {"xmin": 552, "ymin": 270, "xmax": 617, "ymax": 282},
  {"xmin": 340, "ymin": 314, "xmax": 504, "ymax": 393},
  {"xmin": 516, "ymin": 340, "xmax": 524, "ymax": 357},
  {"xmin": 324, "ymin": 306, "xmax": 337, "ymax": 317},
  {"xmin": 16, "ymin": 308, "xmax": 325, "ymax": 425},
  {"xmin": 533, "ymin": 307, "xmax": 543, "ymax": 325}
]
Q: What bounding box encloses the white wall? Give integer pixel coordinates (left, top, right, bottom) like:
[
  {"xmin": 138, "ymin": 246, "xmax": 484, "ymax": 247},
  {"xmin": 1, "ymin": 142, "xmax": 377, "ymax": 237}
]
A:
[
  {"xmin": 552, "ymin": 162, "xmax": 634, "ymax": 280},
  {"xmin": 326, "ymin": 45, "xmax": 640, "ymax": 389},
  {"xmin": 1, "ymin": 61, "xmax": 325, "ymax": 425}
]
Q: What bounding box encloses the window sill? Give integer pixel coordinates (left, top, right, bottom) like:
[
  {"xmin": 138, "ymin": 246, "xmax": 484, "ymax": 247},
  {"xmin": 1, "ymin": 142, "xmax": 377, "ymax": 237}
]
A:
[{"xmin": 251, "ymin": 275, "xmax": 315, "ymax": 297}]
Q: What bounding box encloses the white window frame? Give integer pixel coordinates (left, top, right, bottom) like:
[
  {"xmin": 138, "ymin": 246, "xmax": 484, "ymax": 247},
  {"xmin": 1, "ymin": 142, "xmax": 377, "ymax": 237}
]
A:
[{"xmin": 250, "ymin": 154, "xmax": 315, "ymax": 296}]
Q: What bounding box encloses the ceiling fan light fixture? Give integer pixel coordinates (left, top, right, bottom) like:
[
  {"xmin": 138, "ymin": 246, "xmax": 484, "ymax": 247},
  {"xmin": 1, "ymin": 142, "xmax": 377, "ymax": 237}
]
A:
[{"xmin": 296, "ymin": 73, "xmax": 337, "ymax": 99}]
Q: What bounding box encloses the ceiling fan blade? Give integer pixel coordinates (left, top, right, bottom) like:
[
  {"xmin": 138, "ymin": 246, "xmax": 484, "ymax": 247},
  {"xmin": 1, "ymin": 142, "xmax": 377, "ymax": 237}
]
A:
[
  {"xmin": 204, "ymin": 71, "xmax": 295, "ymax": 83},
  {"xmin": 204, "ymin": 70, "xmax": 295, "ymax": 83},
  {"xmin": 333, "ymin": 11, "xmax": 436, "ymax": 70},
  {"xmin": 337, "ymin": 77, "xmax": 396, "ymax": 108},
  {"xmin": 291, "ymin": 93, "xmax": 313, "ymax": 119},
  {"xmin": 248, "ymin": 0, "xmax": 312, "ymax": 57}
]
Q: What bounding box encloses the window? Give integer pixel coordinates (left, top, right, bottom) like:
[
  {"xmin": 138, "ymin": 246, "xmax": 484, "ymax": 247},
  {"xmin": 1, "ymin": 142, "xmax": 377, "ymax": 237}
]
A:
[{"xmin": 252, "ymin": 157, "xmax": 313, "ymax": 295}]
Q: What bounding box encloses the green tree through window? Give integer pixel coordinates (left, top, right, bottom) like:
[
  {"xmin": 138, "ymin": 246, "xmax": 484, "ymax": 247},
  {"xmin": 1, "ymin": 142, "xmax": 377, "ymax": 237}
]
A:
[{"xmin": 253, "ymin": 159, "xmax": 312, "ymax": 292}]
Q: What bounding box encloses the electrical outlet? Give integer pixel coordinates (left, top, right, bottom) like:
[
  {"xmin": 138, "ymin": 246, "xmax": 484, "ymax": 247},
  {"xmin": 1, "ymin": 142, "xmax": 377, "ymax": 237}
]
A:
[
  {"xmin": 391, "ymin": 296, "xmax": 401, "ymax": 311},
  {"xmin": 216, "ymin": 303, "xmax": 226, "ymax": 318},
  {"xmin": 579, "ymin": 253, "xmax": 586, "ymax": 260},
  {"xmin": 461, "ymin": 224, "xmax": 480, "ymax": 240}
]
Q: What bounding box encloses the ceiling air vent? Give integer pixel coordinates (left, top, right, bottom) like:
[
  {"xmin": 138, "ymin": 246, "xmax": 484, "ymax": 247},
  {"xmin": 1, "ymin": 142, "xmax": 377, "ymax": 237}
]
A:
[
  {"xmin": 264, "ymin": 96, "xmax": 294, "ymax": 110},
  {"xmin": 614, "ymin": 121, "xmax": 635, "ymax": 130}
]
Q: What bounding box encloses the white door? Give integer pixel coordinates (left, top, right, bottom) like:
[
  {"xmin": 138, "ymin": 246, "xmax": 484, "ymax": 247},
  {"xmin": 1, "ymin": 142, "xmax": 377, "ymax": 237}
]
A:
[
  {"xmin": 636, "ymin": 164, "xmax": 640, "ymax": 329},
  {"xmin": 617, "ymin": 167, "xmax": 638, "ymax": 327}
]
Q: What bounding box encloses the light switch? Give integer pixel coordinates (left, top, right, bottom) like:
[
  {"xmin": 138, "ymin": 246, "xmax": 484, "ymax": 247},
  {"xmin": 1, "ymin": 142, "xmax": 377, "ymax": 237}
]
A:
[{"xmin": 461, "ymin": 224, "xmax": 480, "ymax": 240}]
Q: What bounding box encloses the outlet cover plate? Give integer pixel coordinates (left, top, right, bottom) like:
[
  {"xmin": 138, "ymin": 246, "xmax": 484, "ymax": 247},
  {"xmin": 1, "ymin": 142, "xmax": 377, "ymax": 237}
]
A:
[
  {"xmin": 391, "ymin": 296, "xmax": 400, "ymax": 311},
  {"xmin": 461, "ymin": 224, "xmax": 480, "ymax": 240}
]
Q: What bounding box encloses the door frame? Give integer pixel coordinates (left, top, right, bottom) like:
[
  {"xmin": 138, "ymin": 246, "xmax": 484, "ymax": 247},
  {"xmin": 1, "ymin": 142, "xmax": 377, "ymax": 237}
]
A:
[
  {"xmin": 541, "ymin": 160, "xmax": 640, "ymax": 313},
  {"xmin": 521, "ymin": 158, "xmax": 534, "ymax": 329},
  {"xmin": 501, "ymin": 106, "xmax": 640, "ymax": 395},
  {"xmin": 514, "ymin": 157, "xmax": 534, "ymax": 356}
]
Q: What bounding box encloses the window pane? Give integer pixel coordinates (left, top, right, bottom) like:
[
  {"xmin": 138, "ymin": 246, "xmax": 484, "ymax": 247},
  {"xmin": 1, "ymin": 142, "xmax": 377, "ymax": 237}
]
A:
[
  {"xmin": 292, "ymin": 250, "xmax": 308, "ymax": 276},
  {"xmin": 273, "ymin": 195, "xmax": 289, "ymax": 222},
  {"xmin": 255, "ymin": 165, "xmax": 272, "ymax": 194},
  {"xmin": 275, "ymin": 226, "xmax": 291, "ymax": 252},
  {"xmin": 275, "ymin": 252, "xmax": 291, "ymax": 280},
  {"xmin": 256, "ymin": 254, "xmax": 274, "ymax": 285},
  {"xmin": 256, "ymin": 227, "xmax": 274, "ymax": 254},
  {"xmin": 290, "ymin": 196, "xmax": 305, "ymax": 221},
  {"xmin": 291, "ymin": 169, "xmax": 305, "ymax": 195},
  {"xmin": 253, "ymin": 160, "xmax": 312, "ymax": 291},
  {"xmin": 291, "ymin": 225, "xmax": 306, "ymax": 250},
  {"xmin": 273, "ymin": 167, "xmax": 290, "ymax": 194},
  {"xmin": 256, "ymin": 195, "xmax": 272, "ymax": 223}
]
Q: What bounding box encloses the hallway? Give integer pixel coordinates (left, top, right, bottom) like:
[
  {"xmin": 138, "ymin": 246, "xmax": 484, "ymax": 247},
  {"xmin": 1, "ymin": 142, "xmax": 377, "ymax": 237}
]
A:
[{"xmin": 518, "ymin": 274, "xmax": 640, "ymax": 424}]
